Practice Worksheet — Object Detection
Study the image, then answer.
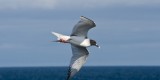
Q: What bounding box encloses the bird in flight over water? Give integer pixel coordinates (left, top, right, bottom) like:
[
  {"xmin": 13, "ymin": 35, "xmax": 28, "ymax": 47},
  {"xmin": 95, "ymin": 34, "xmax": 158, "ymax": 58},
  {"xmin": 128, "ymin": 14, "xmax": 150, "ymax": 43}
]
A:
[{"xmin": 51, "ymin": 16, "xmax": 99, "ymax": 80}]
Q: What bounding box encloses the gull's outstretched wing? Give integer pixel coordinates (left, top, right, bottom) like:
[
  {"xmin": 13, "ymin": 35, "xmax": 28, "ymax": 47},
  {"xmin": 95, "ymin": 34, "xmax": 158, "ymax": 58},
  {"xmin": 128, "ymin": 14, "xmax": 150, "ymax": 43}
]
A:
[
  {"xmin": 70, "ymin": 16, "xmax": 96, "ymax": 37},
  {"xmin": 66, "ymin": 44, "xmax": 89, "ymax": 80}
]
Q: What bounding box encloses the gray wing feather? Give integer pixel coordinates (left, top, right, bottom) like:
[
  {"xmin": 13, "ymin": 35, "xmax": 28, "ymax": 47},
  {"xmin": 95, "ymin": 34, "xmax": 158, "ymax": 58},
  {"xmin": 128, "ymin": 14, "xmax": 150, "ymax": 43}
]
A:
[
  {"xmin": 66, "ymin": 44, "xmax": 89, "ymax": 80},
  {"xmin": 71, "ymin": 16, "xmax": 96, "ymax": 37}
]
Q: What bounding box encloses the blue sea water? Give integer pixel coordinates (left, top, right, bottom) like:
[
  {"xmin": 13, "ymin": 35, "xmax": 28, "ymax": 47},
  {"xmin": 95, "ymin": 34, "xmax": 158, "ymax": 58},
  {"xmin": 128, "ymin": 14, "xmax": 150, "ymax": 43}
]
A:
[{"xmin": 0, "ymin": 66, "xmax": 160, "ymax": 80}]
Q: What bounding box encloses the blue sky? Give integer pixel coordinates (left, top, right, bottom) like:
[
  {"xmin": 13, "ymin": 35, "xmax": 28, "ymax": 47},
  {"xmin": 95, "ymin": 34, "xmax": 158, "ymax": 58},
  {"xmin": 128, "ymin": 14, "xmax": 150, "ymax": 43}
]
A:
[{"xmin": 0, "ymin": 0, "xmax": 160, "ymax": 67}]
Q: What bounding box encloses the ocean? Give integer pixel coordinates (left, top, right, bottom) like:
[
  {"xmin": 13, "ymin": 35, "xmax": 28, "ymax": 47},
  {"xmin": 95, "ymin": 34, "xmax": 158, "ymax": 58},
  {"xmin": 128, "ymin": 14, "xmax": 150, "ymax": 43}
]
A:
[{"xmin": 0, "ymin": 66, "xmax": 160, "ymax": 80}]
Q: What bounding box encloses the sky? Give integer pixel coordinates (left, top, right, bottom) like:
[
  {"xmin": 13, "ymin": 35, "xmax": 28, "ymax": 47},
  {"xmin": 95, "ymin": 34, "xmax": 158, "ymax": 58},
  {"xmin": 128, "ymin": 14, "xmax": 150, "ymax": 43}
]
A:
[{"xmin": 0, "ymin": 0, "xmax": 160, "ymax": 67}]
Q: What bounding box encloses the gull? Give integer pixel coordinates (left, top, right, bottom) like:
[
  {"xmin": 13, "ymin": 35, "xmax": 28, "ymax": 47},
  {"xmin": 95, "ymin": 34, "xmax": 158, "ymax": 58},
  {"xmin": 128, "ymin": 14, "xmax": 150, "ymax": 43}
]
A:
[{"xmin": 51, "ymin": 16, "xmax": 99, "ymax": 80}]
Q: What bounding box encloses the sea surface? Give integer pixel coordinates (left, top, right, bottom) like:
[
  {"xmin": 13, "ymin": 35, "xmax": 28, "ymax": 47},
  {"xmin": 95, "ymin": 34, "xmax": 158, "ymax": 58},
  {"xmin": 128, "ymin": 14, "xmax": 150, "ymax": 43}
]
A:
[{"xmin": 0, "ymin": 66, "xmax": 160, "ymax": 80}]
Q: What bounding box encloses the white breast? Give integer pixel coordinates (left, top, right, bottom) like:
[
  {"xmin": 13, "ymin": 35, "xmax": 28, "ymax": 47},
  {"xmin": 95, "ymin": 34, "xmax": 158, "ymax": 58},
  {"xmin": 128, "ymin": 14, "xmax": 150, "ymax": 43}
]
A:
[
  {"xmin": 80, "ymin": 39, "xmax": 90, "ymax": 47},
  {"xmin": 70, "ymin": 36, "xmax": 91, "ymax": 47}
]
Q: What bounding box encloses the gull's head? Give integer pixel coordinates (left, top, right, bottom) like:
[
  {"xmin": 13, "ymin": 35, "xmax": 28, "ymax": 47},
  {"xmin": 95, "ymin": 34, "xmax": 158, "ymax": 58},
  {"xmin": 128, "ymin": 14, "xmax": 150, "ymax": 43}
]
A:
[{"xmin": 90, "ymin": 39, "xmax": 100, "ymax": 48}]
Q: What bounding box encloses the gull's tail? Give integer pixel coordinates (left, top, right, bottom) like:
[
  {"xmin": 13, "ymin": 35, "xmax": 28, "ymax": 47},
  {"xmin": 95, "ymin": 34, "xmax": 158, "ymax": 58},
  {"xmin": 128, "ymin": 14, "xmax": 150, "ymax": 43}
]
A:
[{"xmin": 51, "ymin": 32, "xmax": 70, "ymax": 41}]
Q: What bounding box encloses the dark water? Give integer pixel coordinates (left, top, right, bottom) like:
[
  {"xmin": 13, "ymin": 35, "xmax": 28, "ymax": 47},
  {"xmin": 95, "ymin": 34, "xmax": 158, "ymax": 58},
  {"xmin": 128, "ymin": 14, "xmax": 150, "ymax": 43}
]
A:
[{"xmin": 0, "ymin": 66, "xmax": 160, "ymax": 80}]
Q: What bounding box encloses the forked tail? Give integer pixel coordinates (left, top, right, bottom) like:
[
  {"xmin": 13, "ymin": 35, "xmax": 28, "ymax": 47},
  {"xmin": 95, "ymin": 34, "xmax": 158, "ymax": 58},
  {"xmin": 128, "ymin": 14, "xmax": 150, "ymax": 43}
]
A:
[{"xmin": 51, "ymin": 32, "xmax": 70, "ymax": 41}]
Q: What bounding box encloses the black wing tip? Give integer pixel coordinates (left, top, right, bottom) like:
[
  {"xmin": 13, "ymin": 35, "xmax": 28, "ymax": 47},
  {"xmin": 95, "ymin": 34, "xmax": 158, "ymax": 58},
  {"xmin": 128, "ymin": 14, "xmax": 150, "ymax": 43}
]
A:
[
  {"xmin": 80, "ymin": 16, "xmax": 96, "ymax": 27},
  {"xmin": 66, "ymin": 66, "xmax": 71, "ymax": 80}
]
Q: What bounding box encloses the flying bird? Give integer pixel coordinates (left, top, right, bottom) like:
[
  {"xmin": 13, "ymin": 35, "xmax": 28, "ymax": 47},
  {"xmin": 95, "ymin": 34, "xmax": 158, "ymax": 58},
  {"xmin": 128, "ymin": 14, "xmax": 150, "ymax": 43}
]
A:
[{"xmin": 51, "ymin": 16, "xmax": 99, "ymax": 80}]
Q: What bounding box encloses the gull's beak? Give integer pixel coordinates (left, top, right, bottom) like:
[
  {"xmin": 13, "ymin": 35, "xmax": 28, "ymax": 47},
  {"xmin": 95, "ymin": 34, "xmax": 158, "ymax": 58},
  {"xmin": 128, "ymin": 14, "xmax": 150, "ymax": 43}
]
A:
[{"xmin": 95, "ymin": 44, "xmax": 100, "ymax": 48}]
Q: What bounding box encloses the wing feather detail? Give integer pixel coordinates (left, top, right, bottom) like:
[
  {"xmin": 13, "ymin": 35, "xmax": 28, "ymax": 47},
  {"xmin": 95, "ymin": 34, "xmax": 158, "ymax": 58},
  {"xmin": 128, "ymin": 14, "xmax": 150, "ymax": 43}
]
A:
[
  {"xmin": 66, "ymin": 44, "xmax": 89, "ymax": 80},
  {"xmin": 71, "ymin": 16, "xmax": 96, "ymax": 37}
]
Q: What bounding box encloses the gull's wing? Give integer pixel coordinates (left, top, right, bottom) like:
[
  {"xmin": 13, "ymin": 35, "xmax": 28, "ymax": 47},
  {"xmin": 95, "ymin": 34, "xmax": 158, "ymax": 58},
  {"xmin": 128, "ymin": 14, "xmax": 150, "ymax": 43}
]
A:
[
  {"xmin": 70, "ymin": 16, "xmax": 96, "ymax": 37},
  {"xmin": 66, "ymin": 44, "xmax": 89, "ymax": 80}
]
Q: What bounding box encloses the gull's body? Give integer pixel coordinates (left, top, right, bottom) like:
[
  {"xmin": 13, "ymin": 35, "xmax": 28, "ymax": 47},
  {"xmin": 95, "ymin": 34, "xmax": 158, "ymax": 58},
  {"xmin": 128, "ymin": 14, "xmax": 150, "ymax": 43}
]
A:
[{"xmin": 51, "ymin": 16, "xmax": 99, "ymax": 80}]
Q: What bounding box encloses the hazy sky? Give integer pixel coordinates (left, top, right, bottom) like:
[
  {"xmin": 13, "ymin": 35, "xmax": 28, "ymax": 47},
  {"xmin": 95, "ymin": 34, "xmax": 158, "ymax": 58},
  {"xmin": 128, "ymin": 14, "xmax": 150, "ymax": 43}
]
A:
[{"xmin": 0, "ymin": 0, "xmax": 160, "ymax": 67}]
